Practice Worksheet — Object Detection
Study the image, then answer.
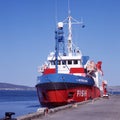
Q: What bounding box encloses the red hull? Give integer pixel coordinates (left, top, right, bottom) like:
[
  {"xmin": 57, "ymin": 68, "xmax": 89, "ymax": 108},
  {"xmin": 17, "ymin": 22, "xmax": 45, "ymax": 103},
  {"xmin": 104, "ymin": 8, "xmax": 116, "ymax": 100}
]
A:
[{"xmin": 36, "ymin": 86, "xmax": 101, "ymax": 107}]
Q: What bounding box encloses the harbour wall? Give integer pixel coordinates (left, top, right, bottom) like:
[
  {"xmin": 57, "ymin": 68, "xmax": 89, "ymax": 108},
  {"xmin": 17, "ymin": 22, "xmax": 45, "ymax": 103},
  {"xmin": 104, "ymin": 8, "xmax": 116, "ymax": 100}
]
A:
[
  {"xmin": 17, "ymin": 95, "xmax": 120, "ymax": 120},
  {"xmin": 17, "ymin": 98, "xmax": 99, "ymax": 120}
]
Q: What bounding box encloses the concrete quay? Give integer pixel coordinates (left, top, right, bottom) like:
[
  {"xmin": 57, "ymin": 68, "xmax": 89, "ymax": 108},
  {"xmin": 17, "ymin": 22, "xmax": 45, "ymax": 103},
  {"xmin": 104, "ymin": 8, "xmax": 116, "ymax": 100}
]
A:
[{"xmin": 17, "ymin": 95, "xmax": 120, "ymax": 120}]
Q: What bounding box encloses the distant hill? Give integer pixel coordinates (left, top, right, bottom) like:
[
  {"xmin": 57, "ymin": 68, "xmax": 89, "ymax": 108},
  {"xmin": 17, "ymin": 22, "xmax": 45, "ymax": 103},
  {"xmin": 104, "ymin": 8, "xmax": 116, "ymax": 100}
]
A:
[
  {"xmin": 0, "ymin": 82, "xmax": 35, "ymax": 90},
  {"xmin": 108, "ymin": 86, "xmax": 120, "ymax": 92},
  {"xmin": 0, "ymin": 82, "xmax": 119, "ymax": 92}
]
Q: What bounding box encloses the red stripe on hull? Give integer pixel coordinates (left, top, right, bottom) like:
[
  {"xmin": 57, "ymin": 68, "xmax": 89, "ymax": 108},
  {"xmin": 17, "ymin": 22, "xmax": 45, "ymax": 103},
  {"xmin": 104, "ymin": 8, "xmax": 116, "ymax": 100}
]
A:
[
  {"xmin": 36, "ymin": 86, "xmax": 101, "ymax": 107},
  {"xmin": 70, "ymin": 68, "xmax": 85, "ymax": 73},
  {"xmin": 43, "ymin": 68, "xmax": 56, "ymax": 75}
]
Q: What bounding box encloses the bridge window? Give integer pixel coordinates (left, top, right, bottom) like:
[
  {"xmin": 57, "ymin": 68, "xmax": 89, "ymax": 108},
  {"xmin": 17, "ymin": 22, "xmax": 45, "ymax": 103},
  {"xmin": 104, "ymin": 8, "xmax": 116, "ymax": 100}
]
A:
[
  {"xmin": 74, "ymin": 60, "xmax": 78, "ymax": 64},
  {"xmin": 68, "ymin": 60, "xmax": 72, "ymax": 65},
  {"xmin": 51, "ymin": 61, "xmax": 55, "ymax": 65},
  {"xmin": 62, "ymin": 60, "xmax": 66, "ymax": 65},
  {"xmin": 58, "ymin": 60, "xmax": 61, "ymax": 65}
]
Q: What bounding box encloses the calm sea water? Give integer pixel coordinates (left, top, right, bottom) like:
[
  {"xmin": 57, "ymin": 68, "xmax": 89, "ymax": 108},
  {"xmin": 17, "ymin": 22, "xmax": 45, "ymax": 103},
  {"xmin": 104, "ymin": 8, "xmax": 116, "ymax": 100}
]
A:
[
  {"xmin": 109, "ymin": 91, "xmax": 120, "ymax": 95},
  {"xmin": 0, "ymin": 90, "xmax": 40, "ymax": 118}
]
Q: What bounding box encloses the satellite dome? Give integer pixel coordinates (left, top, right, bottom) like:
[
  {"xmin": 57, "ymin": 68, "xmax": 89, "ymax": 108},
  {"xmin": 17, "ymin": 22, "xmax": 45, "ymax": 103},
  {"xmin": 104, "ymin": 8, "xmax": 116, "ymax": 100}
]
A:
[{"xmin": 58, "ymin": 22, "xmax": 63, "ymax": 28}]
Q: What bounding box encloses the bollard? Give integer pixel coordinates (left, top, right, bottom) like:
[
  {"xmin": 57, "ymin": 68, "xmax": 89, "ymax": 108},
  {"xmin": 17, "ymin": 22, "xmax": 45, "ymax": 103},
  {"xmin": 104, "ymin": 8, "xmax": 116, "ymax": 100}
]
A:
[
  {"xmin": 0, "ymin": 112, "xmax": 17, "ymax": 120},
  {"xmin": 44, "ymin": 108, "xmax": 49, "ymax": 115}
]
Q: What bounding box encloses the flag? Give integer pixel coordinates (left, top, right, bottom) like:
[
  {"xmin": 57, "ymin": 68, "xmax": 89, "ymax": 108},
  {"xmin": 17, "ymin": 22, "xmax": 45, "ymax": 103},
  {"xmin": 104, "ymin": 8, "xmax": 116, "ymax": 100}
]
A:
[{"xmin": 96, "ymin": 61, "xmax": 104, "ymax": 76}]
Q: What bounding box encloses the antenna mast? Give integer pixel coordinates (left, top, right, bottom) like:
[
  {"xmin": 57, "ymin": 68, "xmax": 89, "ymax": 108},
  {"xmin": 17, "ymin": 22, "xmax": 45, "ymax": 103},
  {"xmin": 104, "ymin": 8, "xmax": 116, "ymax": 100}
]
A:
[
  {"xmin": 63, "ymin": 0, "xmax": 84, "ymax": 56},
  {"xmin": 67, "ymin": 0, "xmax": 72, "ymax": 56}
]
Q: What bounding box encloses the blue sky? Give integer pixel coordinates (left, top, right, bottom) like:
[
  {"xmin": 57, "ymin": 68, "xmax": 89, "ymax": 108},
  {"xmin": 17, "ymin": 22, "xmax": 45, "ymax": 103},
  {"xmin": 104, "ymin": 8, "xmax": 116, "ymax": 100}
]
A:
[{"xmin": 0, "ymin": 0, "xmax": 120, "ymax": 87}]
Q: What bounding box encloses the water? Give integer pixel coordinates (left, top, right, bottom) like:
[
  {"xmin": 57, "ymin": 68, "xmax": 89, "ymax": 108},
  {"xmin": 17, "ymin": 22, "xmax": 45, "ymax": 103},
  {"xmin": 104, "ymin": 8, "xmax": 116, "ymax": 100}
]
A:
[
  {"xmin": 109, "ymin": 91, "xmax": 120, "ymax": 95},
  {"xmin": 0, "ymin": 90, "xmax": 40, "ymax": 118}
]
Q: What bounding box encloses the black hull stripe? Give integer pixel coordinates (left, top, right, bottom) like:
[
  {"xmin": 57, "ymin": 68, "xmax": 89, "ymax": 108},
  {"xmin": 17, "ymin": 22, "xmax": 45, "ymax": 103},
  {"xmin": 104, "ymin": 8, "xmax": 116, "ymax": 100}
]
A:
[{"xmin": 36, "ymin": 82, "xmax": 92, "ymax": 90}]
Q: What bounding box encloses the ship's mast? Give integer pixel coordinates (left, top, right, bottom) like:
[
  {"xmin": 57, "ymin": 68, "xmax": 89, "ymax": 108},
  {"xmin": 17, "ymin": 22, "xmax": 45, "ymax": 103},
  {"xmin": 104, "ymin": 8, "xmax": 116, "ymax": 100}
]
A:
[
  {"xmin": 63, "ymin": 13, "xmax": 84, "ymax": 56},
  {"xmin": 67, "ymin": 14, "xmax": 72, "ymax": 56},
  {"xmin": 63, "ymin": 0, "xmax": 84, "ymax": 56},
  {"xmin": 54, "ymin": 0, "xmax": 85, "ymax": 73},
  {"xmin": 67, "ymin": 2, "xmax": 72, "ymax": 56}
]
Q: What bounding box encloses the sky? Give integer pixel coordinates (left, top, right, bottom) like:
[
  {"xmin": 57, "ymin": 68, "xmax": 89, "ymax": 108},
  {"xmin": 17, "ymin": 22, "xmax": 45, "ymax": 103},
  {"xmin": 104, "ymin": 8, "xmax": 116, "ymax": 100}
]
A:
[{"xmin": 0, "ymin": 0, "xmax": 120, "ymax": 87}]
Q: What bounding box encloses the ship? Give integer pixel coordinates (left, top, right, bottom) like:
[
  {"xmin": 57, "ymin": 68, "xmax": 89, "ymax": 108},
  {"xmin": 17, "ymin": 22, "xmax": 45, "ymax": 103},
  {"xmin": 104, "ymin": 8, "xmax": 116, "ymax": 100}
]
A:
[{"xmin": 36, "ymin": 10, "xmax": 107, "ymax": 107}]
